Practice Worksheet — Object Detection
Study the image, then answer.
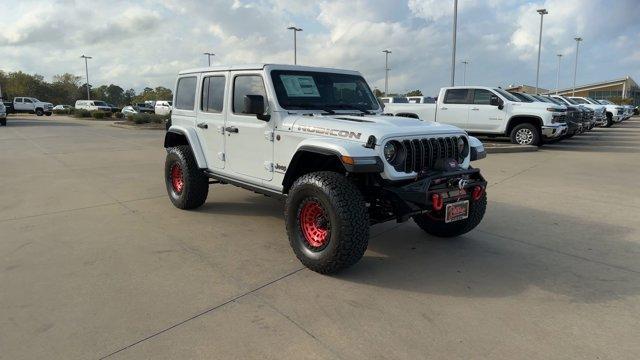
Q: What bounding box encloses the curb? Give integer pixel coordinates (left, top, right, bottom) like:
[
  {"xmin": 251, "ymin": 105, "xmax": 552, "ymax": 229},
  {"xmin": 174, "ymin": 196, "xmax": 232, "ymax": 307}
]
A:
[
  {"xmin": 110, "ymin": 122, "xmax": 165, "ymax": 130},
  {"xmin": 484, "ymin": 144, "xmax": 538, "ymax": 154}
]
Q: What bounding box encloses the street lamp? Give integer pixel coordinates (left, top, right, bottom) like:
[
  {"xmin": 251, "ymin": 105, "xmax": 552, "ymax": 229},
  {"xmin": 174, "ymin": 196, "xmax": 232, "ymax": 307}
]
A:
[
  {"xmin": 535, "ymin": 8, "xmax": 548, "ymax": 95},
  {"xmin": 555, "ymin": 54, "xmax": 562, "ymax": 95},
  {"xmin": 382, "ymin": 50, "xmax": 392, "ymax": 95},
  {"xmin": 203, "ymin": 52, "xmax": 215, "ymax": 67},
  {"xmin": 572, "ymin": 37, "xmax": 583, "ymax": 96},
  {"xmin": 461, "ymin": 60, "xmax": 469, "ymax": 85},
  {"xmin": 450, "ymin": 0, "xmax": 458, "ymax": 86},
  {"xmin": 287, "ymin": 26, "xmax": 303, "ymax": 64},
  {"xmin": 80, "ymin": 55, "xmax": 92, "ymax": 100}
]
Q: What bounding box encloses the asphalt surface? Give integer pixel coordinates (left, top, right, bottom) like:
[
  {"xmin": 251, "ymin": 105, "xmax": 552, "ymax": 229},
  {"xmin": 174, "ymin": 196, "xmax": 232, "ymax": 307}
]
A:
[{"xmin": 1, "ymin": 115, "xmax": 639, "ymax": 359}]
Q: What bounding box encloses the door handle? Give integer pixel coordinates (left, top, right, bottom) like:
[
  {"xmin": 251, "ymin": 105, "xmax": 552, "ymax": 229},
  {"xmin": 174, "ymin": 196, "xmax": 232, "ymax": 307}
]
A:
[
  {"xmin": 197, "ymin": 122, "xmax": 208, "ymax": 129},
  {"xmin": 440, "ymin": 107, "xmax": 448, "ymax": 110},
  {"xmin": 471, "ymin": 107, "xmax": 479, "ymax": 111},
  {"xmin": 225, "ymin": 126, "xmax": 239, "ymax": 133}
]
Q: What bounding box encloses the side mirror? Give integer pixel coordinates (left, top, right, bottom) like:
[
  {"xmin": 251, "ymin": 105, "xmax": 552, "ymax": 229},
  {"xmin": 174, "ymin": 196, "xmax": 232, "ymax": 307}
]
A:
[
  {"xmin": 490, "ymin": 95, "xmax": 504, "ymax": 110},
  {"xmin": 244, "ymin": 95, "xmax": 270, "ymax": 121}
]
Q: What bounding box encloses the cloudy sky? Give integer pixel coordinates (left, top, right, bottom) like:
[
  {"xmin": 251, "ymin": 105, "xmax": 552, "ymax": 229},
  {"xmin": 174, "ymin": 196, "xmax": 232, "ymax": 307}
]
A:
[{"xmin": 1, "ymin": 0, "xmax": 639, "ymax": 95}]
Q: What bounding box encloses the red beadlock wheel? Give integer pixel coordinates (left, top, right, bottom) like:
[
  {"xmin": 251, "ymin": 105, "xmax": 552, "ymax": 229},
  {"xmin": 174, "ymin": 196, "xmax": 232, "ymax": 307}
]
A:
[
  {"xmin": 170, "ymin": 163, "xmax": 184, "ymax": 194},
  {"xmin": 299, "ymin": 200, "xmax": 331, "ymax": 248}
]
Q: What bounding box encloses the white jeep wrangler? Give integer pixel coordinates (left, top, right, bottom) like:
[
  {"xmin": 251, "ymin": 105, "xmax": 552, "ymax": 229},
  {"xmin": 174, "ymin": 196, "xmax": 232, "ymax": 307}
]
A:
[{"xmin": 164, "ymin": 64, "xmax": 487, "ymax": 274}]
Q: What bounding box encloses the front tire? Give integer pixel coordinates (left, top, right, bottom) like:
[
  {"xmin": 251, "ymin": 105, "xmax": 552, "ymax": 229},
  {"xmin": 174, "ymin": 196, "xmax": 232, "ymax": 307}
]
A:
[
  {"xmin": 45, "ymin": 112, "xmax": 52, "ymax": 116},
  {"xmin": 510, "ymin": 123, "xmax": 540, "ymax": 146},
  {"xmin": 413, "ymin": 193, "xmax": 487, "ymax": 238},
  {"xmin": 164, "ymin": 145, "xmax": 209, "ymax": 209},
  {"xmin": 0, "ymin": 119, "xmax": 6, "ymax": 126},
  {"xmin": 605, "ymin": 113, "xmax": 613, "ymax": 127},
  {"xmin": 285, "ymin": 171, "xmax": 369, "ymax": 274},
  {"xmin": 35, "ymin": 109, "xmax": 44, "ymax": 116}
]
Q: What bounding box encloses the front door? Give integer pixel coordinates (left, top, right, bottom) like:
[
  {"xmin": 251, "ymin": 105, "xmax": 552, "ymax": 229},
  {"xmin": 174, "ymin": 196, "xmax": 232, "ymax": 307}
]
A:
[
  {"xmin": 437, "ymin": 88, "xmax": 469, "ymax": 129},
  {"xmin": 196, "ymin": 73, "xmax": 227, "ymax": 169},
  {"xmin": 224, "ymin": 73, "xmax": 273, "ymax": 181},
  {"xmin": 467, "ymin": 89, "xmax": 504, "ymax": 132}
]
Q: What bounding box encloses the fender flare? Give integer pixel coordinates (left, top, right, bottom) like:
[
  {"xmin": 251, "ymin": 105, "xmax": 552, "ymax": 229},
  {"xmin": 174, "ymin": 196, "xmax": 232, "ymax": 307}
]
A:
[{"xmin": 164, "ymin": 126, "xmax": 208, "ymax": 169}]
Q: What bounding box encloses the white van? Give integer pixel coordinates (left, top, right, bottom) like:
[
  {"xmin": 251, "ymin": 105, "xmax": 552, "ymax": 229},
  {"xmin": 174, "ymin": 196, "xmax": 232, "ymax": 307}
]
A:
[
  {"xmin": 74, "ymin": 100, "xmax": 112, "ymax": 112},
  {"xmin": 155, "ymin": 100, "xmax": 173, "ymax": 115}
]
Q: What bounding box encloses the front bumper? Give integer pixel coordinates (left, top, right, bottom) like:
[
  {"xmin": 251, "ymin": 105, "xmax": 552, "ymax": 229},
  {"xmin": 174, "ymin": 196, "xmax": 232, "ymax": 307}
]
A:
[
  {"xmin": 381, "ymin": 167, "xmax": 487, "ymax": 222},
  {"xmin": 542, "ymin": 124, "xmax": 567, "ymax": 139}
]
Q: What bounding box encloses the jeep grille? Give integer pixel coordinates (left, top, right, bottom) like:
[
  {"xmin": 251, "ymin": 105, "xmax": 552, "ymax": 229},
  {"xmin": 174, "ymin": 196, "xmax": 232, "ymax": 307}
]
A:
[{"xmin": 396, "ymin": 136, "xmax": 462, "ymax": 174}]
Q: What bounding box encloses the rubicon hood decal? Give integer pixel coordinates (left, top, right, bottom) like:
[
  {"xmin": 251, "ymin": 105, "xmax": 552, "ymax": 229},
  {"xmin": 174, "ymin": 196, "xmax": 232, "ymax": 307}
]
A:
[{"xmin": 296, "ymin": 124, "xmax": 362, "ymax": 140}]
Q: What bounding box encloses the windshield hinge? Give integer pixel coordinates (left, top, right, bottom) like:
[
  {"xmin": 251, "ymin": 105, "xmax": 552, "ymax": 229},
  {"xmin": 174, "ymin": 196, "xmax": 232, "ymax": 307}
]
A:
[{"xmin": 264, "ymin": 131, "xmax": 274, "ymax": 142}]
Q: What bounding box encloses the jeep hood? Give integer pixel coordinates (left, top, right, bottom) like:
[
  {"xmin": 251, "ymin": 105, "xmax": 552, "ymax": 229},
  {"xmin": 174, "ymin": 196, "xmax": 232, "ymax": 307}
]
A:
[{"xmin": 284, "ymin": 113, "xmax": 466, "ymax": 143}]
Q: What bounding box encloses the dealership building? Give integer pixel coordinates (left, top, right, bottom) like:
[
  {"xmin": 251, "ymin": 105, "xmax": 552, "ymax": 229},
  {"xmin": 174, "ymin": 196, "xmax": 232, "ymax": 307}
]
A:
[
  {"xmin": 507, "ymin": 76, "xmax": 639, "ymax": 105},
  {"xmin": 554, "ymin": 76, "xmax": 639, "ymax": 105}
]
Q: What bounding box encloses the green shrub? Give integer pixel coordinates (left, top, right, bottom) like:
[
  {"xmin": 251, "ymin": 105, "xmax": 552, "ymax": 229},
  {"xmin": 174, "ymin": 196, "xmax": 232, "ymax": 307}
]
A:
[
  {"xmin": 73, "ymin": 109, "xmax": 91, "ymax": 118},
  {"xmin": 92, "ymin": 111, "xmax": 105, "ymax": 119},
  {"xmin": 114, "ymin": 112, "xmax": 124, "ymax": 119},
  {"xmin": 127, "ymin": 113, "xmax": 169, "ymax": 124}
]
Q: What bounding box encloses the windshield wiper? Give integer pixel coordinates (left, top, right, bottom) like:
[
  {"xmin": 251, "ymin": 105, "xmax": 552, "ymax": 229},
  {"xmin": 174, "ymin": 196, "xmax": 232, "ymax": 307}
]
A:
[
  {"xmin": 289, "ymin": 103, "xmax": 335, "ymax": 114},
  {"xmin": 325, "ymin": 103, "xmax": 372, "ymax": 115}
]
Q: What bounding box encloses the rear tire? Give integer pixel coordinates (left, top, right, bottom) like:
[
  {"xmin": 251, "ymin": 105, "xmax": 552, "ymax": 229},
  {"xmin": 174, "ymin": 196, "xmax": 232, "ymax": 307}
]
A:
[
  {"xmin": 285, "ymin": 171, "xmax": 369, "ymax": 274},
  {"xmin": 510, "ymin": 123, "xmax": 540, "ymax": 146},
  {"xmin": 413, "ymin": 193, "xmax": 487, "ymax": 238},
  {"xmin": 0, "ymin": 119, "xmax": 6, "ymax": 126},
  {"xmin": 45, "ymin": 112, "xmax": 52, "ymax": 116},
  {"xmin": 164, "ymin": 145, "xmax": 209, "ymax": 209}
]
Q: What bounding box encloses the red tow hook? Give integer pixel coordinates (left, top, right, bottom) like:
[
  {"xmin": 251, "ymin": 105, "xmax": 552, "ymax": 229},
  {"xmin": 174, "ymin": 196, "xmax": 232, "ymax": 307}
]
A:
[
  {"xmin": 472, "ymin": 186, "xmax": 484, "ymax": 201},
  {"xmin": 431, "ymin": 193, "xmax": 443, "ymax": 211}
]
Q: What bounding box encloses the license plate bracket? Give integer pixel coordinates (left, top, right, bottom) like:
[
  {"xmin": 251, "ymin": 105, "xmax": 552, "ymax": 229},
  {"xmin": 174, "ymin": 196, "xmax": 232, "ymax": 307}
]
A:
[{"xmin": 445, "ymin": 200, "xmax": 469, "ymax": 223}]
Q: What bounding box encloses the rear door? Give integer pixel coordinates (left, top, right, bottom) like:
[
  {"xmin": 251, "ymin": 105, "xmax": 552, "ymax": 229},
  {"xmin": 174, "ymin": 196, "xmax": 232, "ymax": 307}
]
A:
[
  {"xmin": 223, "ymin": 72, "xmax": 273, "ymax": 181},
  {"xmin": 196, "ymin": 73, "xmax": 227, "ymax": 169},
  {"xmin": 467, "ymin": 89, "xmax": 503, "ymax": 132},
  {"xmin": 437, "ymin": 89, "xmax": 470, "ymax": 129}
]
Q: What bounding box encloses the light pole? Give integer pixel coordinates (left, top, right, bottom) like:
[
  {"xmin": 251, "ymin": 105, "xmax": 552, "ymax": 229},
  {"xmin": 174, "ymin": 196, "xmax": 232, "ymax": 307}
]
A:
[
  {"xmin": 383, "ymin": 50, "xmax": 392, "ymax": 95},
  {"xmin": 555, "ymin": 54, "xmax": 562, "ymax": 94},
  {"xmin": 461, "ymin": 60, "xmax": 469, "ymax": 85},
  {"xmin": 572, "ymin": 37, "xmax": 583, "ymax": 96},
  {"xmin": 287, "ymin": 26, "xmax": 303, "ymax": 64},
  {"xmin": 80, "ymin": 55, "xmax": 92, "ymax": 100},
  {"xmin": 535, "ymin": 8, "xmax": 548, "ymax": 95},
  {"xmin": 450, "ymin": 0, "xmax": 458, "ymax": 86},
  {"xmin": 203, "ymin": 52, "xmax": 215, "ymax": 67}
]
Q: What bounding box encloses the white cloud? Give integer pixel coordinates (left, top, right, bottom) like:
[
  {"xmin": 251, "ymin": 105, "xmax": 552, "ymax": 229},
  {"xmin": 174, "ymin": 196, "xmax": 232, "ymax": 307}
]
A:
[{"xmin": 0, "ymin": 0, "xmax": 639, "ymax": 96}]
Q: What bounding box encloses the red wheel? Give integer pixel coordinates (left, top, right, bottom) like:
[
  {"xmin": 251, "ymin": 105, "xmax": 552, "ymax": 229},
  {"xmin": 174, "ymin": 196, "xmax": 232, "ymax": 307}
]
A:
[
  {"xmin": 299, "ymin": 200, "xmax": 331, "ymax": 249},
  {"xmin": 170, "ymin": 163, "xmax": 184, "ymax": 194}
]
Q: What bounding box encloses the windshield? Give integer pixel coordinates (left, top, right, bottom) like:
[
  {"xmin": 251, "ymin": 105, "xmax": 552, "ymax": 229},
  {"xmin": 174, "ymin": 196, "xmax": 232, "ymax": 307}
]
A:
[
  {"xmin": 598, "ymin": 99, "xmax": 613, "ymax": 105},
  {"xmin": 510, "ymin": 93, "xmax": 532, "ymax": 102},
  {"xmin": 531, "ymin": 95, "xmax": 553, "ymax": 103},
  {"xmin": 571, "ymin": 98, "xmax": 588, "ymax": 104},
  {"xmin": 584, "ymin": 97, "xmax": 600, "ymax": 104},
  {"xmin": 93, "ymin": 101, "xmax": 108, "ymax": 106},
  {"xmin": 493, "ymin": 88, "xmax": 521, "ymax": 102},
  {"xmin": 270, "ymin": 70, "xmax": 380, "ymax": 111},
  {"xmin": 562, "ymin": 96, "xmax": 580, "ymax": 105}
]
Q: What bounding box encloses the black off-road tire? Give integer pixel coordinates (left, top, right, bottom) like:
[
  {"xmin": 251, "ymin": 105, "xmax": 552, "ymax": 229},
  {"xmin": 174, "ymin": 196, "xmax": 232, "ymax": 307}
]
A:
[
  {"xmin": 605, "ymin": 113, "xmax": 613, "ymax": 127},
  {"xmin": 35, "ymin": 108, "xmax": 44, "ymax": 116},
  {"xmin": 285, "ymin": 171, "xmax": 369, "ymax": 274},
  {"xmin": 45, "ymin": 112, "xmax": 52, "ymax": 116},
  {"xmin": 510, "ymin": 123, "xmax": 541, "ymax": 146},
  {"xmin": 412, "ymin": 193, "xmax": 487, "ymax": 238},
  {"xmin": 0, "ymin": 119, "xmax": 6, "ymax": 126},
  {"xmin": 165, "ymin": 145, "xmax": 209, "ymax": 210}
]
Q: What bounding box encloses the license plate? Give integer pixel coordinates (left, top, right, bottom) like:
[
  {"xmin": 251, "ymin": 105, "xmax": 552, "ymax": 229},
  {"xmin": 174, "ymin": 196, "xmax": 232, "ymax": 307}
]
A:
[{"xmin": 445, "ymin": 200, "xmax": 469, "ymax": 223}]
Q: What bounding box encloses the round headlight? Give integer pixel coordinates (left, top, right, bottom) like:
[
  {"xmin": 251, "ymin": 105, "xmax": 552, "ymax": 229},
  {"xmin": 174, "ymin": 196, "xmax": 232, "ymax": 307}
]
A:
[
  {"xmin": 457, "ymin": 137, "xmax": 469, "ymax": 159},
  {"xmin": 384, "ymin": 141, "xmax": 397, "ymax": 162}
]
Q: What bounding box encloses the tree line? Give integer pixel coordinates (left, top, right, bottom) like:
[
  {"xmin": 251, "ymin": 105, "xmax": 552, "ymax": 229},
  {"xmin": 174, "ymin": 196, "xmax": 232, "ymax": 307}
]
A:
[{"xmin": 0, "ymin": 70, "xmax": 172, "ymax": 106}]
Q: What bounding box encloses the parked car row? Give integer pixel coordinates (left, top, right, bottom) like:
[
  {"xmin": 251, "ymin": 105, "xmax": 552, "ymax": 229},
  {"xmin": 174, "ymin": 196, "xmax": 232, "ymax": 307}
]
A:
[{"xmin": 381, "ymin": 87, "xmax": 634, "ymax": 146}]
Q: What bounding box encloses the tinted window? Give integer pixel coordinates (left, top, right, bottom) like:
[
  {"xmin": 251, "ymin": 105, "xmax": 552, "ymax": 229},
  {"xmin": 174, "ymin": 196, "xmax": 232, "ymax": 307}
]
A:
[
  {"xmin": 233, "ymin": 75, "xmax": 267, "ymax": 114},
  {"xmin": 392, "ymin": 97, "xmax": 408, "ymax": 103},
  {"xmin": 443, "ymin": 89, "xmax": 470, "ymax": 104},
  {"xmin": 201, "ymin": 76, "xmax": 225, "ymax": 113},
  {"xmin": 473, "ymin": 89, "xmax": 493, "ymax": 105},
  {"xmin": 381, "ymin": 98, "xmax": 389, "ymax": 104},
  {"xmin": 15, "ymin": 98, "xmax": 23, "ymax": 103},
  {"xmin": 24, "ymin": 98, "xmax": 33, "ymax": 103},
  {"xmin": 175, "ymin": 76, "xmax": 197, "ymax": 110}
]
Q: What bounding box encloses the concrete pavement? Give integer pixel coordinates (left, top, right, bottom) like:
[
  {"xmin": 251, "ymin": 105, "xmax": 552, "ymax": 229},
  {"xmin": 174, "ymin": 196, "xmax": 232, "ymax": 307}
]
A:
[{"xmin": 1, "ymin": 115, "xmax": 639, "ymax": 359}]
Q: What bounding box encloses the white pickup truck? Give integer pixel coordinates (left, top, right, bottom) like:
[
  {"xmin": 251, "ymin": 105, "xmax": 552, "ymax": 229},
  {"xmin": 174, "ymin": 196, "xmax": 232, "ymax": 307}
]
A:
[
  {"xmin": 11, "ymin": 97, "xmax": 53, "ymax": 116},
  {"xmin": 383, "ymin": 86, "xmax": 567, "ymax": 146}
]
